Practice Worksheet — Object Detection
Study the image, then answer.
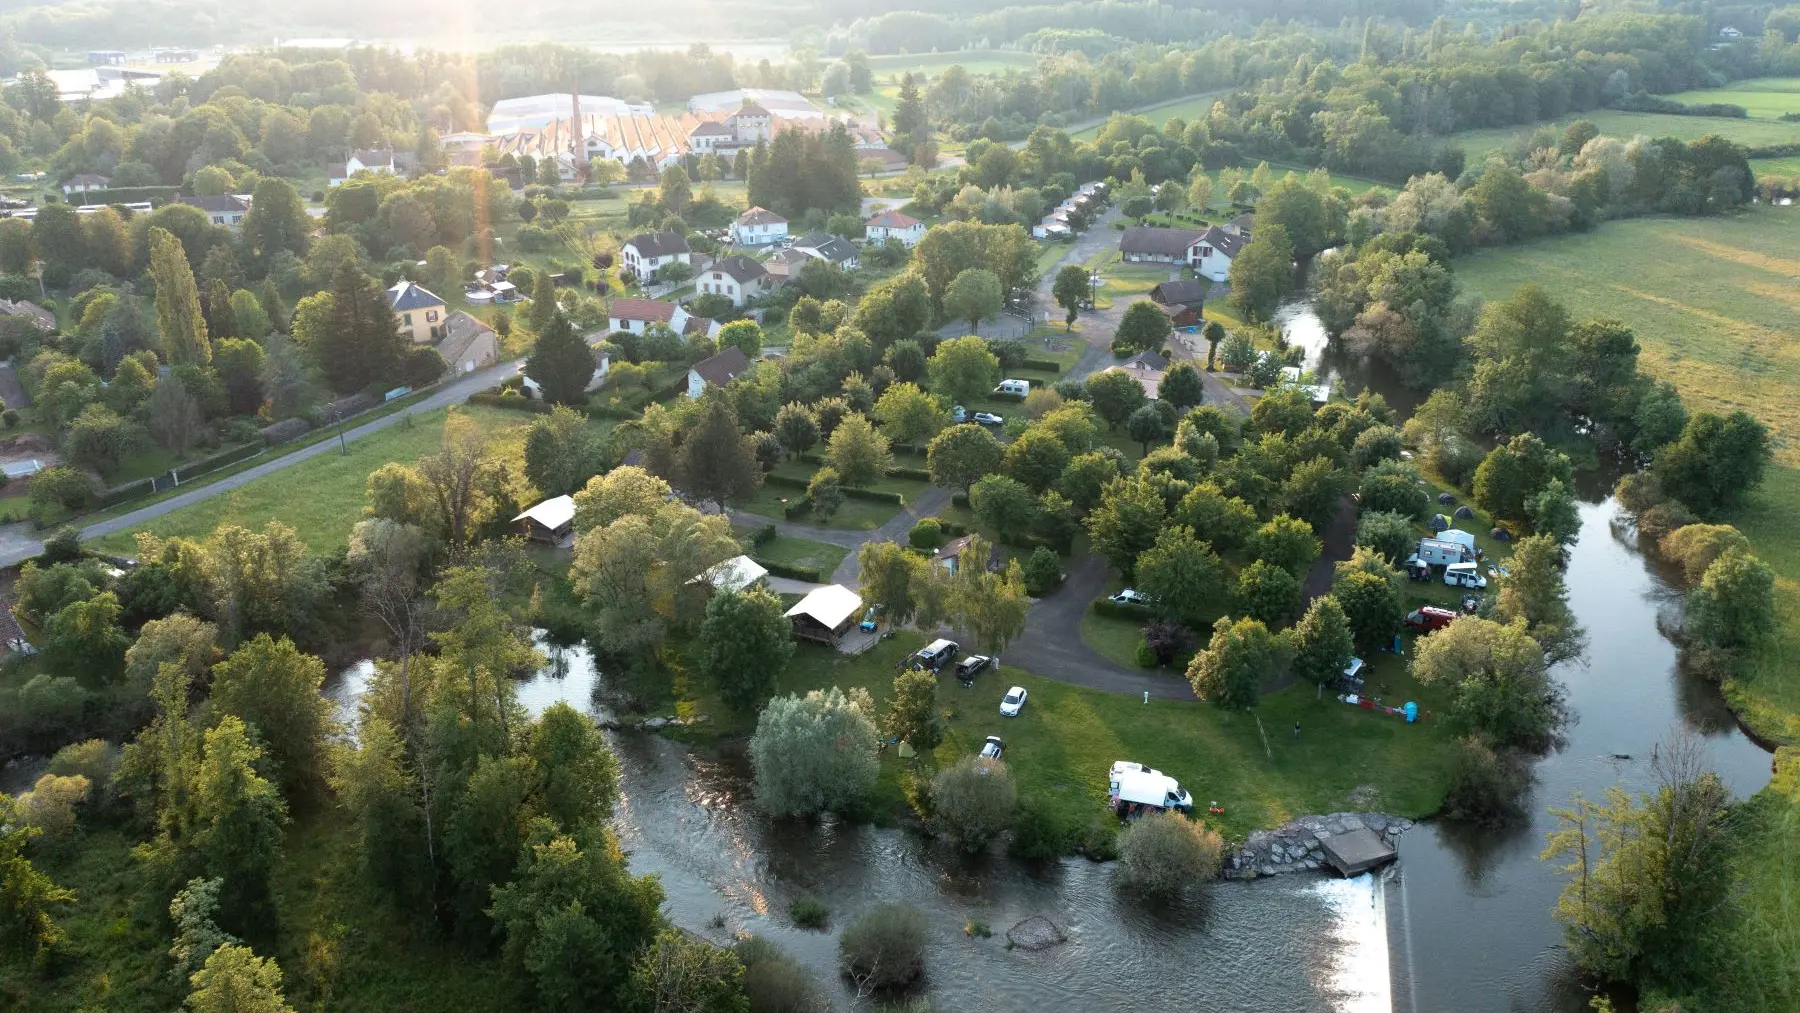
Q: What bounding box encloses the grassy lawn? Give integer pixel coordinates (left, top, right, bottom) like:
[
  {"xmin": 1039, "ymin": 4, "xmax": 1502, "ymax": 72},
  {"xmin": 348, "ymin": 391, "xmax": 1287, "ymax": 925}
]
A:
[
  {"xmin": 1663, "ymin": 77, "xmax": 1800, "ymax": 120},
  {"xmin": 90, "ymin": 405, "xmax": 538, "ymax": 555},
  {"xmin": 1454, "ymin": 207, "xmax": 1800, "ymax": 464},
  {"xmin": 1081, "ymin": 610, "xmax": 1148, "ymax": 670},
  {"xmin": 750, "ymin": 532, "xmax": 849, "ymax": 578},
  {"xmin": 1723, "ymin": 464, "xmax": 1800, "ymax": 744},
  {"xmin": 1070, "ymin": 91, "xmax": 1227, "ymax": 142},
  {"xmin": 733, "ymin": 482, "xmax": 903, "ymax": 532},
  {"xmin": 866, "ymin": 51, "xmax": 1039, "ymax": 80},
  {"xmin": 1448, "ymin": 110, "xmax": 1800, "ymax": 162},
  {"xmin": 1752, "ymin": 154, "xmax": 1800, "ymax": 175},
  {"xmin": 704, "ymin": 631, "xmax": 1454, "ymax": 845}
]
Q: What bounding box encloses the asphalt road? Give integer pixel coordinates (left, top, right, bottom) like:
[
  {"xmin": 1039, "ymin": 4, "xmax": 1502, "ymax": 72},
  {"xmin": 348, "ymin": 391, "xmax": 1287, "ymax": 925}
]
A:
[{"xmin": 0, "ymin": 356, "xmax": 527, "ymax": 568}]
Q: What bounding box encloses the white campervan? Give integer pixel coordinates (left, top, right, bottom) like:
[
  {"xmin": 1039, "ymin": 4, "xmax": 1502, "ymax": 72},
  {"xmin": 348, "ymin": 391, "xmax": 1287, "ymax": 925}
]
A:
[
  {"xmin": 1443, "ymin": 562, "xmax": 1488, "ymax": 589},
  {"xmin": 1109, "ymin": 763, "xmax": 1193, "ymax": 814},
  {"xmin": 994, "ymin": 379, "xmax": 1031, "ymax": 397}
]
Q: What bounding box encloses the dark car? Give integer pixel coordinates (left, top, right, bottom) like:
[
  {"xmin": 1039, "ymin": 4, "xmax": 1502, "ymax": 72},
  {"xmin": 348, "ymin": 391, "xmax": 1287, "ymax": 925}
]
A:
[{"xmin": 954, "ymin": 654, "xmax": 993, "ymax": 683}]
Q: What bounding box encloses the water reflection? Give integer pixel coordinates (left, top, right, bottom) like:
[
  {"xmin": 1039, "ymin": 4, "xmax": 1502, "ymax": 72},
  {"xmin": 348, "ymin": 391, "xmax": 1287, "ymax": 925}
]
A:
[{"xmin": 316, "ymin": 500, "xmax": 1771, "ymax": 1013}]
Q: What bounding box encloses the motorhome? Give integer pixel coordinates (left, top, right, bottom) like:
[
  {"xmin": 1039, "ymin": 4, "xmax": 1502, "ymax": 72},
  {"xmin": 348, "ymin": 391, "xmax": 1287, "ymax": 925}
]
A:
[
  {"xmin": 1443, "ymin": 562, "xmax": 1488, "ymax": 589},
  {"xmin": 1109, "ymin": 765, "xmax": 1193, "ymax": 814},
  {"xmin": 1416, "ymin": 537, "xmax": 1472, "ymax": 567},
  {"xmin": 994, "ymin": 379, "xmax": 1031, "ymax": 397}
]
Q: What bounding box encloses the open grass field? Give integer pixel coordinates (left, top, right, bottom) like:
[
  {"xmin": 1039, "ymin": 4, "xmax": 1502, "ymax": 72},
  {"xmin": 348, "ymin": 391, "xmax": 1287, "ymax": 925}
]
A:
[
  {"xmin": 750, "ymin": 532, "xmax": 849, "ymax": 578},
  {"xmin": 1753, "ymin": 154, "xmax": 1800, "ymax": 176},
  {"xmin": 1448, "ymin": 110, "xmax": 1800, "ymax": 161},
  {"xmin": 732, "ymin": 631, "xmax": 1456, "ymax": 845},
  {"xmin": 1724, "ymin": 464, "xmax": 1800, "ymax": 745},
  {"xmin": 1454, "ymin": 207, "xmax": 1800, "ymax": 465},
  {"xmin": 866, "ymin": 51, "xmax": 1039, "ymax": 81},
  {"xmin": 1663, "ymin": 77, "xmax": 1800, "ymax": 120},
  {"xmin": 90, "ymin": 405, "xmax": 541, "ymax": 556},
  {"xmin": 1070, "ymin": 92, "xmax": 1226, "ymax": 142}
]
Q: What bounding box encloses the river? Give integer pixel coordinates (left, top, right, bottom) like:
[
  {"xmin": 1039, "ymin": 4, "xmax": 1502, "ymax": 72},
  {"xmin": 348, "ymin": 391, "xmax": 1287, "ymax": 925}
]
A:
[{"xmin": 317, "ymin": 494, "xmax": 1774, "ymax": 1012}]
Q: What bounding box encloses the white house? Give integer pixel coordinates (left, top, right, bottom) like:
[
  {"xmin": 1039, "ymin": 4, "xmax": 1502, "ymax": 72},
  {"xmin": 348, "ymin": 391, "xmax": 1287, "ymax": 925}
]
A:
[
  {"xmin": 620, "ymin": 231, "xmax": 692, "ymax": 282},
  {"xmin": 732, "ymin": 206, "xmax": 788, "ymax": 246},
  {"xmin": 1188, "ymin": 226, "xmax": 1245, "ymax": 283},
  {"xmin": 686, "ymin": 346, "xmax": 751, "ymax": 398},
  {"xmin": 608, "ymin": 298, "xmax": 682, "ymax": 334},
  {"xmin": 1118, "ymin": 225, "xmax": 1245, "ymax": 283},
  {"xmin": 177, "ymin": 194, "xmax": 250, "ymax": 228},
  {"xmin": 697, "ymin": 256, "xmax": 770, "ymax": 308},
  {"xmin": 865, "ymin": 209, "xmax": 926, "ymax": 247},
  {"xmin": 329, "ymin": 148, "xmax": 397, "ymax": 186},
  {"xmin": 791, "ymin": 233, "xmax": 859, "ymax": 270},
  {"xmin": 60, "ymin": 173, "xmax": 110, "ymax": 195}
]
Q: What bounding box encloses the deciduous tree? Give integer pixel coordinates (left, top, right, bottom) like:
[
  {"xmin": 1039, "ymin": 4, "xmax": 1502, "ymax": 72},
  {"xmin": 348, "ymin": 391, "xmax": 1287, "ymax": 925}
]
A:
[
  {"xmin": 700, "ymin": 589, "xmax": 795, "ymax": 711},
  {"xmin": 926, "ymin": 422, "xmax": 1003, "ymax": 493},
  {"xmin": 749, "ymin": 688, "xmax": 879, "ymax": 816},
  {"xmin": 1187, "ymin": 615, "xmax": 1280, "ymax": 711},
  {"xmin": 824, "ymin": 413, "xmax": 891, "ymax": 488},
  {"xmin": 149, "ymin": 227, "xmax": 211, "ymax": 366}
]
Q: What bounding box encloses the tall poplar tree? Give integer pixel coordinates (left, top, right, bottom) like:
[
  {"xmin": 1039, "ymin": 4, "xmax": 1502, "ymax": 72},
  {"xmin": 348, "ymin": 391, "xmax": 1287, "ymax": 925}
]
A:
[{"xmin": 149, "ymin": 226, "xmax": 211, "ymax": 366}]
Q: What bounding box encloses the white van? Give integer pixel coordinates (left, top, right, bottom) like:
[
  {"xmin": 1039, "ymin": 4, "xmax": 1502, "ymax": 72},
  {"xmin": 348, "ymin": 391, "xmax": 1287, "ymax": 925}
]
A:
[
  {"xmin": 1109, "ymin": 766, "xmax": 1193, "ymax": 814},
  {"xmin": 913, "ymin": 638, "xmax": 960, "ymax": 672},
  {"xmin": 994, "ymin": 379, "xmax": 1031, "ymax": 397},
  {"xmin": 1443, "ymin": 562, "xmax": 1488, "ymax": 589}
]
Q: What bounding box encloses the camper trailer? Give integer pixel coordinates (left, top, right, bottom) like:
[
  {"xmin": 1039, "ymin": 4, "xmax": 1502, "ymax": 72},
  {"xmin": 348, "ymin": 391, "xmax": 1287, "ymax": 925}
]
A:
[{"xmin": 1416, "ymin": 537, "xmax": 1473, "ymax": 567}]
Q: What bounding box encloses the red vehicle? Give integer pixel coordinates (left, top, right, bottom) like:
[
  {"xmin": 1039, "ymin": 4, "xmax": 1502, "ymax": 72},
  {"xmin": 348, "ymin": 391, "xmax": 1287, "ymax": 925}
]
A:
[{"xmin": 1405, "ymin": 606, "xmax": 1458, "ymax": 632}]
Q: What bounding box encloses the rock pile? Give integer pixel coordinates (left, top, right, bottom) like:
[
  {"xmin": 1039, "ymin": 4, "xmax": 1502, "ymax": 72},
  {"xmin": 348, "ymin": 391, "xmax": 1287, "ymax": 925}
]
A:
[{"xmin": 1222, "ymin": 812, "xmax": 1413, "ymax": 879}]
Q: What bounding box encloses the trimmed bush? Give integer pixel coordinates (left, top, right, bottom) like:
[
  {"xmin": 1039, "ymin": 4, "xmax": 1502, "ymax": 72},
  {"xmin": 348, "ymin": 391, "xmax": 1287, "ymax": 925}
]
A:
[
  {"xmin": 1020, "ymin": 358, "xmax": 1063, "ymax": 372},
  {"xmin": 1090, "ymin": 597, "xmax": 1154, "ymax": 621},
  {"xmin": 749, "ymin": 523, "xmax": 778, "ymax": 548},
  {"xmin": 842, "ymin": 486, "xmax": 902, "ymax": 505},
  {"xmin": 756, "ymin": 559, "xmax": 822, "ymax": 582},
  {"xmin": 909, "ymin": 518, "xmax": 944, "ymax": 550},
  {"xmin": 763, "ymin": 472, "xmax": 811, "ymax": 490},
  {"xmin": 887, "ymin": 465, "xmax": 932, "ymax": 482},
  {"xmin": 468, "ymin": 390, "xmax": 555, "ymax": 414},
  {"xmin": 783, "ymin": 496, "xmax": 814, "ymax": 520}
]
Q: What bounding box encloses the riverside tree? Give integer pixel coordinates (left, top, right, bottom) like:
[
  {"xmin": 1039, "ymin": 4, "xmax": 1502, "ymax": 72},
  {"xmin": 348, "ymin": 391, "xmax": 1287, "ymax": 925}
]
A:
[
  {"xmin": 1115, "ymin": 810, "xmax": 1224, "ymax": 899},
  {"xmin": 750, "ymin": 688, "xmax": 879, "ymax": 816},
  {"xmin": 699, "ymin": 589, "xmax": 794, "ymax": 711},
  {"xmin": 930, "ymin": 756, "xmax": 1017, "ymax": 851}
]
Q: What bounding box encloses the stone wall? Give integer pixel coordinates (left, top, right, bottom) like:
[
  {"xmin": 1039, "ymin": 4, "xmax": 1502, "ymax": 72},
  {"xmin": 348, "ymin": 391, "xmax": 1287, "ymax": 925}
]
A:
[{"xmin": 1222, "ymin": 811, "xmax": 1414, "ymax": 879}]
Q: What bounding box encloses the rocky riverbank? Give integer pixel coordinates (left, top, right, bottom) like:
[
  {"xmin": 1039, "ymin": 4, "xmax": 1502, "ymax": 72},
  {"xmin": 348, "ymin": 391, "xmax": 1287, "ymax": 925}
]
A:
[{"xmin": 1223, "ymin": 812, "xmax": 1414, "ymax": 879}]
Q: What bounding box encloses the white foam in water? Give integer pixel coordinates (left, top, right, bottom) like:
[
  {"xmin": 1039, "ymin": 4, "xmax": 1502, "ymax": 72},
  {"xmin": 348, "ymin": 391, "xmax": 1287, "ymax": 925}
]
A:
[{"xmin": 1309, "ymin": 872, "xmax": 1394, "ymax": 1013}]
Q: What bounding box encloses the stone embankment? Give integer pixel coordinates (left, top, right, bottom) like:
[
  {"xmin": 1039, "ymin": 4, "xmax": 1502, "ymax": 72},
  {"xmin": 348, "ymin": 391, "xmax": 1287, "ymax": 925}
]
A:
[{"xmin": 1222, "ymin": 811, "xmax": 1414, "ymax": 879}]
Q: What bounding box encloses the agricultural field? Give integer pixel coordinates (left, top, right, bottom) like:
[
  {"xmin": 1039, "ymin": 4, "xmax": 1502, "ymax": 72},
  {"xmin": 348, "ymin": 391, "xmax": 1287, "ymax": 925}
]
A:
[
  {"xmin": 90, "ymin": 404, "xmax": 549, "ymax": 555},
  {"xmin": 1455, "ymin": 207, "xmax": 1800, "ymax": 465},
  {"xmin": 1752, "ymin": 154, "xmax": 1800, "ymax": 175},
  {"xmin": 1070, "ymin": 91, "xmax": 1225, "ymax": 142},
  {"xmin": 1449, "ymin": 110, "xmax": 1800, "ymax": 161},
  {"xmin": 1663, "ymin": 77, "xmax": 1800, "ymax": 120},
  {"xmin": 865, "ymin": 50, "xmax": 1039, "ymax": 81}
]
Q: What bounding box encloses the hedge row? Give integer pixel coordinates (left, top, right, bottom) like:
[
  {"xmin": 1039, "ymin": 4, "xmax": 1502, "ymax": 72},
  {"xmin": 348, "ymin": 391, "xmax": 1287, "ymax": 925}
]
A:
[
  {"xmin": 1613, "ymin": 93, "xmax": 1747, "ymax": 118},
  {"xmin": 1020, "ymin": 358, "xmax": 1063, "ymax": 373},
  {"xmin": 952, "ymin": 492, "xmax": 970, "ymax": 508},
  {"xmin": 177, "ymin": 441, "xmax": 265, "ymax": 482},
  {"xmin": 843, "ymin": 486, "xmax": 903, "ymax": 505},
  {"xmin": 469, "ymin": 391, "xmax": 556, "ymax": 414},
  {"xmin": 784, "ymin": 496, "xmax": 814, "ymax": 520},
  {"xmin": 763, "ymin": 472, "xmax": 811, "ymax": 490},
  {"xmin": 756, "ymin": 558, "xmax": 822, "ymax": 582},
  {"xmin": 1090, "ymin": 598, "xmax": 1155, "ymax": 622},
  {"xmin": 66, "ymin": 185, "xmax": 180, "ymax": 206},
  {"xmin": 96, "ymin": 477, "xmax": 153, "ymax": 508},
  {"xmin": 888, "ymin": 465, "xmax": 931, "ymax": 482}
]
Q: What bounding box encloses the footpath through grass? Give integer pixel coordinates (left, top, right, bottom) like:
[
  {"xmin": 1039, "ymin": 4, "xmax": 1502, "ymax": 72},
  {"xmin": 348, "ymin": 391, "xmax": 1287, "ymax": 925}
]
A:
[
  {"xmin": 1455, "ymin": 208, "xmax": 1800, "ymax": 464},
  {"xmin": 91, "ymin": 404, "xmax": 541, "ymax": 555}
]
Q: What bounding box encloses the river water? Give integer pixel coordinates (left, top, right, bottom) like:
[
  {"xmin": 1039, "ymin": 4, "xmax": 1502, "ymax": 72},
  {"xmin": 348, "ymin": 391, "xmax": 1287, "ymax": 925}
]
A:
[{"xmin": 322, "ymin": 500, "xmax": 1773, "ymax": 1013}]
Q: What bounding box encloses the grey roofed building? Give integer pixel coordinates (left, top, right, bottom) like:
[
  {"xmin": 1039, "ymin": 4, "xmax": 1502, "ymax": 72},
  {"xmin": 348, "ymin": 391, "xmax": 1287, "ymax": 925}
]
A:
[
  {"xmin": 707, "ymin": 254, "xmax": 768, "ymax": 284},
  {"xmin": 178, "ymin": 194, "xmax": 250, "ymax": 214},
  {"xmin": 690, "ymin": 345, "xmax": 750, "ymax": 387},
  {"xmin": 1197, "ymin": 226, "xmax": 1247, "ymax": 258},
  {"xmin": 435, "ymin": 310, "xmax": 498, "ymax": 372},
  {"xmin": 1120, "ymin": 225, "xmax": 1206, "ymax": 258},
  {"xmin": 386, "ymin": 280, "xmax": 445, "ymax": 311},
  {"xmin": 626, "ymin": 231, "xmax": 692, "ymax": 259},
  {"xmin": 793, "ymin": 232, "xmax": 858, "ymax": 263},
  {"xmin": 1149, "ymin": 279, "xmax": 1206, "ymax": 308},
  {"xmin": 1121, "ymin": 349, "xmax": 1170, "ymax": 372},
  {"xmin": 733, "ymin": 206, "xmax": 786, "ymax": 226}
]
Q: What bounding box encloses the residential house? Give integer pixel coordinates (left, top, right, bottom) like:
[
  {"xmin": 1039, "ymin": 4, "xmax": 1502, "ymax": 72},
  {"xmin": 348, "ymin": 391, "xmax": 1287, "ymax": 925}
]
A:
[
  {"xmin": 0, "ymin": 299, "xmax": 56, "ymax": 331},
  {"xmin": 686, "ymin": 346, "xmax": 751, "ymax": 398},
  {"xmin": 1118, "ymin": 225, "xmax": 1244, "ymax": 282},
  {"xmin": 178, "ymin": 194, "xmax": 250, "ymax": 228},
  {"xmin": 697, "ymin": 255, "xmax": 770, "ymax": 308},
  {"xmin": 608, "ymin": 298, "xmax": 680, "ymax": 334},
  {"xmin": 1719, "ymin": 24, "xmax": 1743, "ymax": 39},
  {"xmin": 1189, "ymin": 226, "xmax": 1245, "ymax": 283},
  {"xmin": 783, "ymin": 583, "xmax": 864, "ymax": 644},
  {"xmin": 514, "ymin": 495, "xmax": 576, "ymax": 544},
  {"xmin": 386, "ymin": 280, "xmax": 447, "ymax": 343},
  {"xmin": 732, "ymin": 206, "xmax": 788, "ymax": 246},
  {"xmin": 865, "ymin": 209, "xmax": 926, "ymax": 247},
  {"xmin": 725, "ymin": 103, "xmax": 774, "ymax": 143},
  {"xmin": 60, "ymin": 173, "xmax": 110, "ymax": 195},
  {"xmin": 936, "ymin": 534, "xmax": 999, "ymax": 575},
  {"xmin": 621, "ymin": 231, "xmax": 692, "ymax": 282},
  {"xmin": 328, "ymin": 148, "xmax": 397, "ymax": 186},
  {"xmin": 792, "ymin": 232, "xmax": 860, "ymax": 270},
  {"xmin": 435, "ymin": 311, "xmax": 499, "ymax": 374},
  {"xmin": 858, "ymin": 148, "xmax": 909, "ymax": 173},
  {"xmin": 1149, "ymin": 279, "xmax": 1206, "ymax": 328},
  {"xmin": 762, "ymin": 247, "xmax": 813, "ymax": 284},
  {"xmin": 1120, "ymin": 226, "xmax": 1206, "ymax": 266},
  {"xmin": 1224, "ymin": 213, "xmax": 1254, "ymax": 236}
]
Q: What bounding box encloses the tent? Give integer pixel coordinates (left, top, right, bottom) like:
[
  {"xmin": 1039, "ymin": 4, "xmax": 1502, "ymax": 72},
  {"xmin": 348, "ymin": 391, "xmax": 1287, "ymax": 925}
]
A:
[
  {"xmin": 784, "ymin": 584, "xmax": 864, "ymax": 644},
  {"xmin": 1429, "ymin": 513, "xmax": 1451, "ymax": 531}
]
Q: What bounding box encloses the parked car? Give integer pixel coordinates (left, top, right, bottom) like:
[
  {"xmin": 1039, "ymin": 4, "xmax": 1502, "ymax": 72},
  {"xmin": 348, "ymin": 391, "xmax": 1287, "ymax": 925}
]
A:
[
  {"xmin": 980, "ymin": 735, "xmax": 1005, "ymax": 759},
  {"xmin": 999, "ymin": 685, "xmax": 1028, "ymax": 716},
  {"xmin": 955, "ymin": 654, "xmax": 993, "ymax": 682},
  {"xmin": 1443, "ymin": 562, "xmax": 1488, "ymax": 589},
  {"xmin": 1404, "ymin": 606, "xmax": 1458, "ymax": 632},
  {"xmin": 951, "ymin": 405, "xmax": 967, "ymax": 423},
  {"xmin": 913, "ymin": 638, "xmax": 960, "ymax": 672},
  {"xmin": 1109, "ymin": 589, "xmax": 1154, "ymax": 607},
  {"xmin": 972, "ymin": 412, "xmax": 1004, "ymax": 426}
]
